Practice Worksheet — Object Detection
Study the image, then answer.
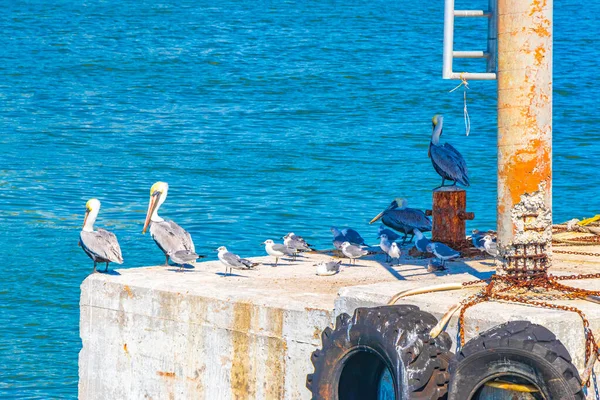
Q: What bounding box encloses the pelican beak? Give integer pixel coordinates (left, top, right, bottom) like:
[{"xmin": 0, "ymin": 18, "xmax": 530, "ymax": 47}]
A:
[
  {"xmin": 142, "ymin": 192, "xmax": 160, "ymax": 234},
  {"xmin": 369, "ymin": 210, "xmax": 385, "ymax": 224},
  {"xmin": 83, "ymin": 210, "xmax": 89, "ymax": 228}
]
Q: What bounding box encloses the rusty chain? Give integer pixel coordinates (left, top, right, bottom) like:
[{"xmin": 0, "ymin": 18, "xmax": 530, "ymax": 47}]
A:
[
  {"xmin": 554, "ymin": 249, "xmax": 600, "ymax": 257},
  {"xmin": 454, "ymin": 273, "xmax": 600, "ymax": 387}
]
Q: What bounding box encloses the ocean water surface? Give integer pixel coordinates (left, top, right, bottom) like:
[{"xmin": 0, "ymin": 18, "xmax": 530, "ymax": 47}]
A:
[{"xmin": 1, "ymin": 0, "xmax": 599, "ymax": 397}]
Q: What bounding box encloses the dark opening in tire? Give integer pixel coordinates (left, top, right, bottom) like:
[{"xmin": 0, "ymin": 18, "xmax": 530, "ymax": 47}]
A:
[
  {"xmin": 448, "ymin": 320, "xmax": 584, "ymax": 400},
  {"xmin": 307, "ymin": 305, "xmax": 453, "ymax": 400},
  {"xmin": 337, "ymin": 349, "xmax": 394, "ymax": 400}
]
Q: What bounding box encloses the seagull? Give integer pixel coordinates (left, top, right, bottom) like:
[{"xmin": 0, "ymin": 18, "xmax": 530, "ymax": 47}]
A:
[
  {"xmin": 283, "ymin": 232, "xmax": 313, "ymax": 260},
  {"xmin": 142, "ymin": 181, "xmax": 203, "ymax": 269},
  {"xmin": 341, "ymin": 241, "xmax": 372, "ymax": 265},
  {"xmin": 79, "ymin": 199, "xmax": 123, "ymax": 273},
  {"xmin": 471, "ymin": 229, "xmax": 486, "ymax": 251},
  {"xmin": 426, "ymin": 242, "xmax": 460, "ymax": 267},
  {"xmin": 315, "ymin": 260, "xmax": 343, "ymax": 276},
  {"xmin": 483, "ymin": 235, "xmax": 498, "ymax": 257},
  {"xmin": 369, "ymin": 198, "xmax": 431, "ymax": 243},
  {"xmin": 217, "ymin": 246, "xmax": 259, "ymax": 276},
  {"xmin": 378, "ymin": 225, "xmax": 401, "ymax": 242},
  {"xmin": 429, "ymin": 115, "xmax": 469, "ymax": 188},
  {"xmin": 379, "ymin": 234, "xmax": 392, "ymax": 262},
  {"xmin": 263, "ymin": 239, "xmax": 293, "ymax": 267},
  {"xmin": 387, "ymin": 242, "xmax": 402, "ymax": 266},
  {"xmin": 413, "ymin": 228, "xmax": 432, "ymax": 253}
]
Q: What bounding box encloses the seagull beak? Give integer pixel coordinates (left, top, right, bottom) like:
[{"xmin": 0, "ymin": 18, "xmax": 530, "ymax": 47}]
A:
[
  {"xmin": 142, "ymin": 193, "xmax": 159, "ymax": 234},
  {"xmin": 369, "ymin": 210, "xmax": 386, "ymax": 224},
  {"xmin": 83, "ymin": 210, "xmax": 89, "ymax": 228}
]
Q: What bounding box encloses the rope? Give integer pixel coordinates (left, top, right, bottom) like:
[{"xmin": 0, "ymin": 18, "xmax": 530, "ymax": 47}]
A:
[{"xmin": 449, "ymin": 73, "xmax": 471, "ymax": 136}]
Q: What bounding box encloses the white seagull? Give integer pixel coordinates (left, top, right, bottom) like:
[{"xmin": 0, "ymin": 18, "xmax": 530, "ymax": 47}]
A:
[
  {"xmin": 263, "ymin": 239, "xmax": 293, "ymax": 267},
  {"xmin": 315, "ymin": 260, "xmax": 343, "ymax": 276},
  {"xmin": 217, "ymin": 246, "xmax": 259, "ymax": 276},
  {"xmin": 387, "ymin": 242, "xmax": 402, "ymax": 266},
  {"xmin": 341, "ymin": 241, "xmax": 372, "ymax": 265},
  {"xmin": 426, "ymin": 242, "xmax": 460, "ymax": 267}
]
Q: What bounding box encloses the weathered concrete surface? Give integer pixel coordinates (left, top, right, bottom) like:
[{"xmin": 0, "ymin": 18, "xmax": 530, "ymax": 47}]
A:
[
  {"xmin": 80, "ymin": 250, "xmax": 482, "ymax": 400},
  {"xmin": 80, "ymin": 248, "xmax": 600, "ymax": 399}
]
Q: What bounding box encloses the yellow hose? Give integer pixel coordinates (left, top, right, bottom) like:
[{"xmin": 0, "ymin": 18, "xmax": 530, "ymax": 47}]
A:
[{"xmin": 578, "ymin": 215, "xmax": 600, "ymax": 226}]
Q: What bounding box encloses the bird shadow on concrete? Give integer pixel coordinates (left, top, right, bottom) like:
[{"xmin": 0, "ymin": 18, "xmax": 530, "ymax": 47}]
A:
[
  {"xmin": 214, "ymin": 272, "xmax": 250, "ymax": 278},
  {"xmin": 97, "ymin": 269, "xmax": 121, "ymax": 276},
  {"xmin": 369, "ymin": 251, "xmax": 495, "ymax": 282}
]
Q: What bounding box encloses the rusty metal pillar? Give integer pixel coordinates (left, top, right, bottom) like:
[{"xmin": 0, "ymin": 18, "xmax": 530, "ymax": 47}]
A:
[
  {"xmin": 497, "ymin": 0, "xmax": 552, "ymax": 276},
  {"xmin": 426, "ymin": 187, "xmax": 474, "ymax": 249}
]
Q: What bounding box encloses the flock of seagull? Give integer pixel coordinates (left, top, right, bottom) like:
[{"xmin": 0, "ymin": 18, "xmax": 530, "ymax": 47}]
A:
[{"xmin": 79, "ymin": 115, "xmax": 497, "ymax": 276}]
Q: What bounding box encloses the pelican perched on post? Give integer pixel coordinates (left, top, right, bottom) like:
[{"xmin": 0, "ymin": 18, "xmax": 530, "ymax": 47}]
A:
[
  {"xmin": 142, "ymin": 182, "xmax": 201, "ymax": 269},
  {"xmin": 369, "ymin": 198, "xmax": 431, "ymax": 243},
  {"xmin": 429, "ymin": 115, "xmax": 469, "ymax": 188},
  {"xmin": 79, "ymin": 199, "xmax": 123, "ymax": 273}
]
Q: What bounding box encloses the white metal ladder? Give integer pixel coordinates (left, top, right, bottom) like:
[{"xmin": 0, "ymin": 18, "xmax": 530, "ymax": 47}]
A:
[{"xmin": 443, "ymin": 0, "xmax": 497, "ymax": 80}]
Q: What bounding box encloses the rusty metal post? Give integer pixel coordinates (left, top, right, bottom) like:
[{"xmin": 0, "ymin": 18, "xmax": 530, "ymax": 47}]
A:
[
  {"xmin": 426, "ymin": 187, "xmax": 474, "ymax": 249},
  {"xmin": 497, "ymin": 0, "xmax": 552, "ymax": 276}
]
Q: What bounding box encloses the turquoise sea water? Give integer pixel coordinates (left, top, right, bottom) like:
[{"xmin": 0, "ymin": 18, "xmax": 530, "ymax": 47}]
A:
[{"xmin": 1, "ymin": 0, "xmax": 599, "ymax": 397}]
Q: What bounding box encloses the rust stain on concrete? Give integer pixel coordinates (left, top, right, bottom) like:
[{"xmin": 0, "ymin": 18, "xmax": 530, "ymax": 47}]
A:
[
  {"xmin": 231, "ymin": 302, "xmax": 256, "ymax": 400},
  {"xmin": 157, "ymin": 371, "xmax": 176, "ymax": 378},
  {"xmin": 265, "ymin": 308, "xmax": 286, "ymax": 400},
  {"xmin": 123, "ymin": 343, "xmax": 128, "ymax": 354},
  {"xmin": 123, "ymin": 285, "xmax": 133, "ymax": 298}
]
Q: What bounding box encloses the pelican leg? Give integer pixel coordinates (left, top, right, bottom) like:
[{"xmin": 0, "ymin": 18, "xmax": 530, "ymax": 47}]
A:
[{"xmin": 105, "ymin": 262, "xmax": 109, "ymax": 272}]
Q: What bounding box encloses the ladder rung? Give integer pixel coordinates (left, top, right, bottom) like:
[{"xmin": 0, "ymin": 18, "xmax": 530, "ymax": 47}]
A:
[
  {"xmin": 453, "ymin": 51, "xmax": 489, "ymax": 58},
  {"xmin": 448, "ymin": 72, "xmax": 496, "ymax": 80},
  {"xmin": 454, "ymin": 10, "xmax": 491, "ymax": 17}
]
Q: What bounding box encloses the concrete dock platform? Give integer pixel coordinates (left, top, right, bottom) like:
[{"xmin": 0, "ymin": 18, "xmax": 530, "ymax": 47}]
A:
[{"xmin": 79, "ymin": 248, "xmax": 600, "ymax": 399}]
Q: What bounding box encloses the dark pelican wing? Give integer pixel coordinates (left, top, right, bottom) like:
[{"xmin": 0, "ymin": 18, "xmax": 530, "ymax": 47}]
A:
[
  {"xmin": 150, "ymin": 220, "xmax": 195, "ymax": 256},
  {"xmin": 341, "ymin": 228, "xmax": 365, "ymax": 246},
  {"xmin": 80, "ymin": 229, "xmax": 124, "ymax": 264},
  {"xmin": 430, "ymin": 143, "xmax": 469, "ymax": 186},
  {"xmin": 382, "ymin": 208, "xmax": 432, "ymax": 234}
]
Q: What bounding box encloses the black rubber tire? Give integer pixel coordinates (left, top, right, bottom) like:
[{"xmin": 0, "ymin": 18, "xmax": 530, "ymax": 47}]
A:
[
  {"xmin": 306, "ymin": 304, "xmax": 453, "ymax": 400},
  {"xmin": 448, "ymin": 320, "xmax": 584, "ymax": 400}
]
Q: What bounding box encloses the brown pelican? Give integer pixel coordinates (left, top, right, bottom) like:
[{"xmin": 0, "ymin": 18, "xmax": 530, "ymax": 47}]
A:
[
  {"xmin": 369, "ymin": 198, "xmax": 431, "ymax": 243},
  {"xmin": 79, "ymin": 198, "xmax": 123, "ymax": 273},
  {"xmin": 142, "ymin": 182, "xmax": 201, "ymax": 268},
  {"xmin": 429, "ymin": 115, "xmax": 469, "ymax": 188}
]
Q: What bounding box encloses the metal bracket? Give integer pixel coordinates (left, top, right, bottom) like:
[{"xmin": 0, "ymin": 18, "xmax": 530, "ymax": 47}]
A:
[{"xmin": 443, "ymin": 0, "xmax": 497, "ymax": 80}]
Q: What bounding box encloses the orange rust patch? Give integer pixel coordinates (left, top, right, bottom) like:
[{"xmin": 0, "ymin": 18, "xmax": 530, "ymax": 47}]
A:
[
  {"xmin": 157, "ymin": 371, "xmax": 176, "ymax": 378},
  {"xmin": 231, "ymin": 303, "xmax": 256, "ymax": 399},
  {"xmin": 499, "ymin": 138, "xmax": 551, "ymax": 205},
  {"xmin": 265, "ymin": 308, "xmax": 286, "ymax": 400},
  {"xmin": 123, "ymin": 343, "xmax": 128, "ymax": 353},
  {"xmin": 529, "ymin": 0, "xmax": 547, "ymax": 16},
  {"xmin": 534, "ymin": 46, "xmax": 546, "ymax": 66},
  {"xmin": 123, "ymin": 285, "xmax": 133, "ymax": 298}
]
